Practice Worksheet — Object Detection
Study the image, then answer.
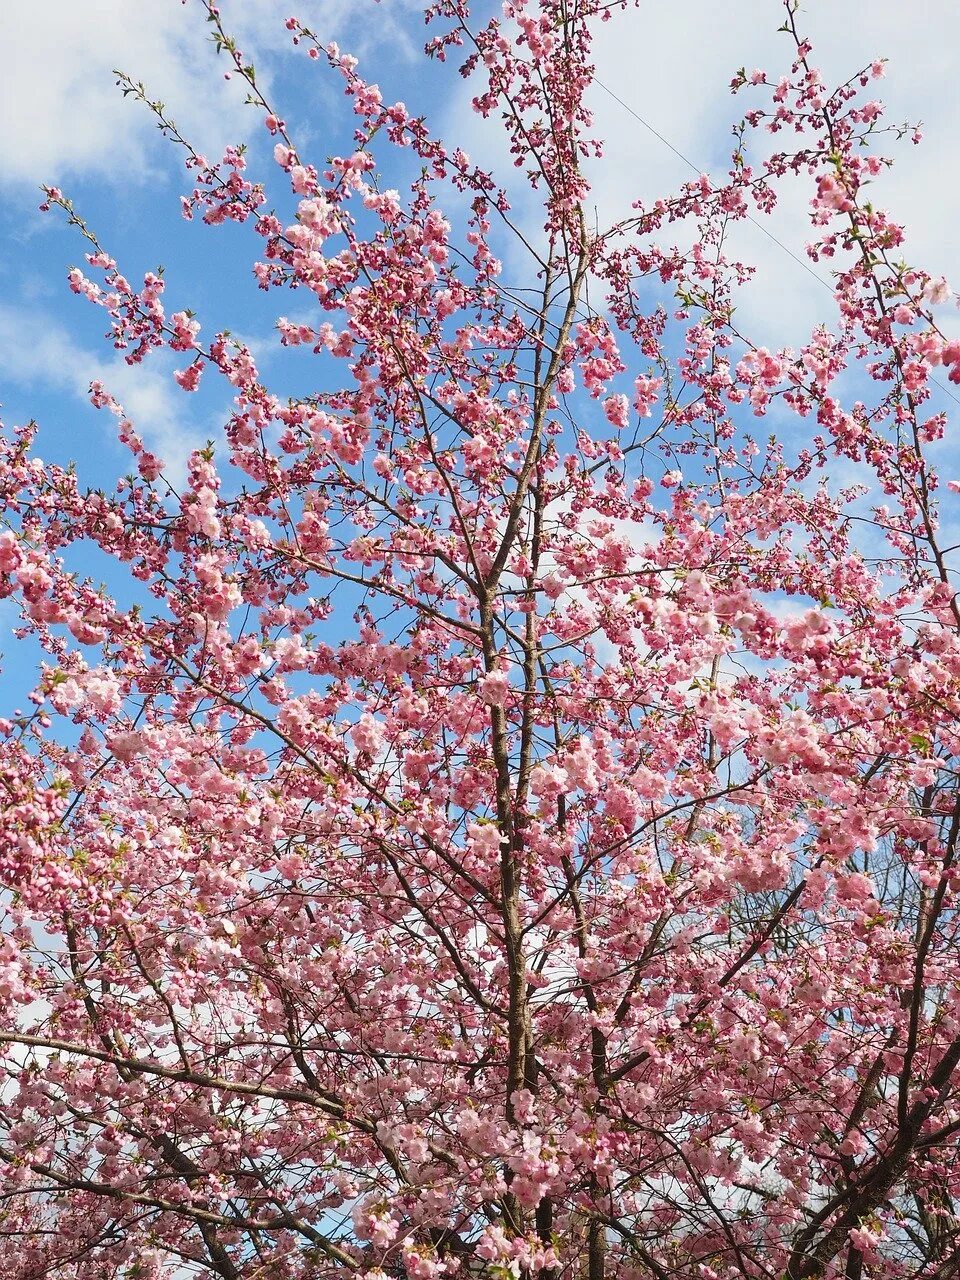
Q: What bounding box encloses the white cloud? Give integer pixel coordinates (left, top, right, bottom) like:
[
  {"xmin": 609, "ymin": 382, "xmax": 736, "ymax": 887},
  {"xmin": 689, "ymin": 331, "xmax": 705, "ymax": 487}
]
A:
[
  {"xmin": 3, "ymin": 0, "xmax": 954, "ymax": 306},
  {"xmin": 1, "ymin": 2, "xmax": 243, "ymax": 188},
  {"xmin": 2, "ymin": 1, "xmax": 957, "ymax": 466},
  {"xmin": 0, "ymin": 1, "xmax": 428, "ymax": 479},
  {"xmin": 437, "ymin": 2, "xmax": 959, "ymax": 351},
  {"xmin": 0, "ymin": 0, "xmax": 420, "ymax": 191},
  {"xmin": 588, "ymin": 0, "xmax": 960, "ymax": 345},
  {"xmin": 0, "ymin": 304, "xmax": 202, "ymax": 483}
]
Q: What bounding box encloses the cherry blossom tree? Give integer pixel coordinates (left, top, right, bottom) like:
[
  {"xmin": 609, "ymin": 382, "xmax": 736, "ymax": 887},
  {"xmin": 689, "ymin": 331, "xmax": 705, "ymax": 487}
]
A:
[{"xmin": 2, "ymin": 2, "xmax": 960, "ymax": 1278}]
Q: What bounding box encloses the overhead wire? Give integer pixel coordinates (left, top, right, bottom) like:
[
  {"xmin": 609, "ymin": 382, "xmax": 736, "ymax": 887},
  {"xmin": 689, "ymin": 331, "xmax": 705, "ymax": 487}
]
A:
[{"xmin": 593, "ymin": 76, "xmax": 960, "ymax": 410}]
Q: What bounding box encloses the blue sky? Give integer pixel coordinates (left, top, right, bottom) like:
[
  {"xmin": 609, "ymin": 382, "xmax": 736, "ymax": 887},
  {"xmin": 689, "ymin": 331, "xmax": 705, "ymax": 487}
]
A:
[
  {"xmin": 0, "ymin": 0, "xmax": 959, "ymax": 705},
  {"xmin": 1, "ymin": 0, "xmax": 958, "ymax": 478},
  {"xmin": 0, "ymin": 2, "xmax": 436, "ymax": 488}
]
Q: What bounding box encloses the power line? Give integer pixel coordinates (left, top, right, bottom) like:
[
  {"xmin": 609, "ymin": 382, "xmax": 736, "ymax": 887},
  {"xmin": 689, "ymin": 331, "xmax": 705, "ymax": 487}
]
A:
[
  {"xmin": 593, "ymin": 76, "xmax": 960, "ymax": 410},
  {"xmin": 594, "ymin": 77, "xmax": 832, "ymax": 291}
]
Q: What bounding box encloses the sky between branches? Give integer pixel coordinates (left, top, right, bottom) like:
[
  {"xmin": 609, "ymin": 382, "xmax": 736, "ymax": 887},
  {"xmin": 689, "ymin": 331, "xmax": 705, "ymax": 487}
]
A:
[{"xmin": 0, "ymin": 0, "xmax": 957, "ymax": 484}]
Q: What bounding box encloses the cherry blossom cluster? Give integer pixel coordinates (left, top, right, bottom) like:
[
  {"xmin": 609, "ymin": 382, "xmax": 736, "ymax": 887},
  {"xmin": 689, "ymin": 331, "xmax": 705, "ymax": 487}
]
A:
[{"xmin": 1, "ymin": 2, "xmax": 959, "ymax": 1279}]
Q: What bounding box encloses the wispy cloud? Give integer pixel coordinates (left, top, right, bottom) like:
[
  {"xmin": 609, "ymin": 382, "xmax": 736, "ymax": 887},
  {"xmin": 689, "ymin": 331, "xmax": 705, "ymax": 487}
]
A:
[
  {"xmin": 2, "ymin": 2, "xmax": 245, "ymax": 189},
  {"xmin": 588, "ymin": 0, "xmax": 960, "ymax": 344},
  {"xmin": 0, "ymin": 304, "xmax": 202, "ymax": 482},
  {"xmin": 0, "ymin": 1, "xmax": 421, "ymax": 192},
  {"xmin": 437, "ymin": 1, "xmax": 960, "ymax": 349}
]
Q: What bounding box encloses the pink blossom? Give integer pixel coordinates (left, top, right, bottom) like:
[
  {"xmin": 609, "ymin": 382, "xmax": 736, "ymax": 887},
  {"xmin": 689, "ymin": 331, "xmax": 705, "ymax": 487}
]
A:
[
  {"xmin": 1, "ymin": 9, "xmax": 958, "ymax": 1277},
  {"xmin": 922, "ymin": 275, "xmax": 951, "ymax": 306},
  {"xmin": 350, "ymin": 713, "xmax": 386, "ymax": 757},
  {"xmin": 603, "ymin": 393, "xmax": 630, "ymax": 430},
  {"xmin": 564, "ymin": 739, "xmax": 599, "ymax": 793},
  {"xmin": 0, "ymin": 531, "xmax": 21, "ymax": 574},
  {"xmin": 169, "ymin": 311, "xmax": 200, "ymax": 352},
  {"xmin": 633, "ymin": 374, "xmax": 662, "ymax": 416},
  {"xmin": 174, "ymin": 360, "xmax": 204, "ymax": 392},
  {"xmin": 478, "ymin": 670, "xmax": 510, "ymax": 706}
]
